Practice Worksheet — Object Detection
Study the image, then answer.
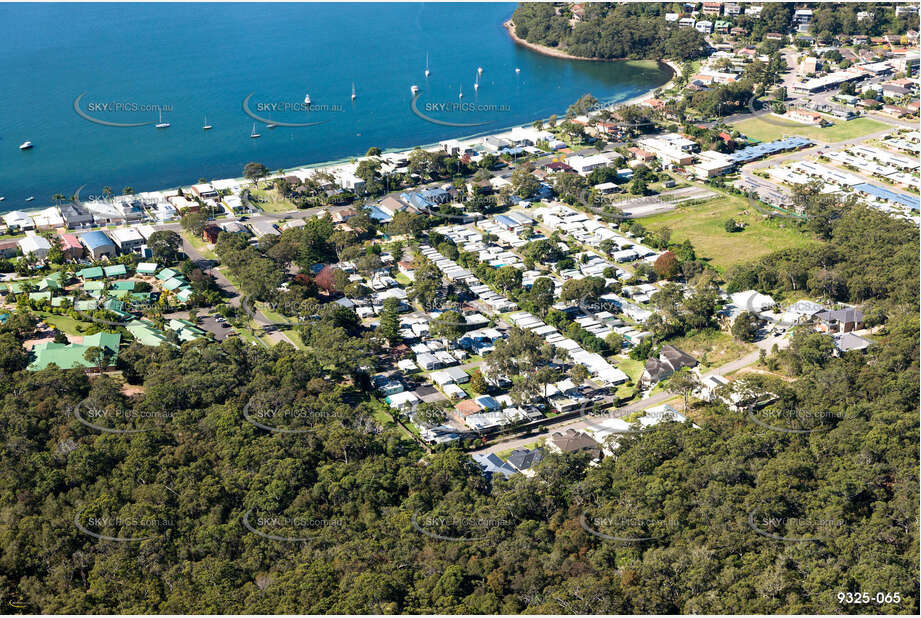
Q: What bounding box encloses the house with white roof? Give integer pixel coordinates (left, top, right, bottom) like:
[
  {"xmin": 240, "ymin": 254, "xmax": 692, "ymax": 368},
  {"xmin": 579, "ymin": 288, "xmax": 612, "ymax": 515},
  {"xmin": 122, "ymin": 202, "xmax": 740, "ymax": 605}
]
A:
[{"xmin": 18, "ymin": 231, "xmax": 52, "ymax": 259}]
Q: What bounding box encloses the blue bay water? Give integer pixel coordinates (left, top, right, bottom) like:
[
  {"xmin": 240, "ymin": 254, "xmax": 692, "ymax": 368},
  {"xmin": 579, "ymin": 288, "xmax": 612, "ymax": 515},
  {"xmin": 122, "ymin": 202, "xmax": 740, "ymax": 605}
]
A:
[{"xmin": 0, "ymin": 2, "xmax": 672, "ymax": 211}]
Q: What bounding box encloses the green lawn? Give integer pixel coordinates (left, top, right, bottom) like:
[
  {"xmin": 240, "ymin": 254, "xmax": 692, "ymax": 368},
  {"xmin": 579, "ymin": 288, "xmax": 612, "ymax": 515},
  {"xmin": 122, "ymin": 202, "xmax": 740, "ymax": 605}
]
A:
[
  {"xmin": 250, "ymin": 187, "xmax": 297, "ymax": 214},
  {"xmin": 180, "ymin": 232, "xmax": 218, "ymax": 261},
  {"xmin": 732, "ymin": 115, "xmax": 888, "ymax": 144},
  {"xmin": 641, "ymin": 192, "xmax": 817, "ymax": 271},
  {"xmin": 34, "ymin": 311, "xmax": 94, "ymax": 335}
]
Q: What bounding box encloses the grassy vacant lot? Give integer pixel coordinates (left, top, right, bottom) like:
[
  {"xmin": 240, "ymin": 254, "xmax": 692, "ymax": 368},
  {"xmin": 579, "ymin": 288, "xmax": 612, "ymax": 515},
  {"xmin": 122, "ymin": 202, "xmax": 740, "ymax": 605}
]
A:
[
  {"xmin": 250, "ymin": 186, "xmax": 296, "ymax": 214},
  {"xmin": 180, "ymin": 231, "xmax": 218, "ymax": 261},
  {"xmin": 667, "ymin": 328, "xmax": 755, "ymax": 370},
  {"xmin": 642, "ymin": 192, "xmax": 816, "ymax": 271},
  {"xmin": 732, "ymin": 115, "xmax": 888, "ymax": 144}
]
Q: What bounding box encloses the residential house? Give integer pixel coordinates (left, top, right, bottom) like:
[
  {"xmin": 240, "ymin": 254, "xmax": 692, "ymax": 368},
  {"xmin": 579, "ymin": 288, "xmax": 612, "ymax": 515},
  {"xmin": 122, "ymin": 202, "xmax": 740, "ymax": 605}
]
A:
[
  {"xmin": 202, "ymin": 224, "xmax": 222, "ymax": 243},
  {"xmin": 833, "ymin": 332, "xmax": 871, "ymax": 353},
  {"xmin": 506, "ymin": 447, "xmax": 545, "ymax": 477},
  {"xmin": 79, "ymin": 230, "xmax": 118, "ymax": 260},
  {"xmin": 701, "ymin": 2, "xmax": 722, "ymax": 16},
  {"xmin": 815, "ymin": 308, "xmax": 864, "ymax": 333},
  {"xmin": 109, "ymin": 227, "xmax": 145, "ymax": 253},
  {"xmin": 547, "ymin": 429, "xmax": 602, "ymax": 459},
  {"xmin": 18, "ymin": 232, "xmax": 51, "ymax": 259},
  {"xmin": 641, "ymin": 345, "xmax": 697, "ymax": 385},
  {"xmin": 57, "ymin": 233, "xmax": 84, "ymax": 259}
]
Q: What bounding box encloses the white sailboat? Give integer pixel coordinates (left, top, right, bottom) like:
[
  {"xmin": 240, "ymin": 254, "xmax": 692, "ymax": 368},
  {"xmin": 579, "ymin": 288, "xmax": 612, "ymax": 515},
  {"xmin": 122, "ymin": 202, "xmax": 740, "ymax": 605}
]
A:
[
  {"xmin": 155, "ymin": 109, "xmax": 170, "ymax": 129},
  {"xmin": 410, "ymin": 84, "xmax": 419, "ymax": 95},
  {"xmin": 202, "ymin": 115, "xmax": 212, "ymax": 130},
  {"xmin": 19, "ymin": 141, "xmax": 33, "ymax": 150},
  {"xmin": 351, "ymin": 82, "xmax": 357, "ymax": 101},
  {"xmin": 425, "ymin": 52, "xmax": 430, "ymax": 78},
  {"xmin": 250, "ymin": 123, "xmax": 261, "ymax": 139},
  {"xmin": 304, "ymin": 93, "xmax": 311, "ymax": 105},
  {"xmin": 458, "ymin": 84, "xmax": 463, "ymax": 100},
  {"xmin": 473, "ymin": 71, "xmax": 479, "ymax": 92}
]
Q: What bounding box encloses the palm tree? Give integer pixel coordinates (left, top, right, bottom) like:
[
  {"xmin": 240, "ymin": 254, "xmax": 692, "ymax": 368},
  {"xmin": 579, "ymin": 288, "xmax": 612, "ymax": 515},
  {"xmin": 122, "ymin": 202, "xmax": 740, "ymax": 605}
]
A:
[
  {"xmin": 102, "ymin": 186, "xmax": 113, "ymax": 199},
  {"xmin": 52, "ymin": 193, "xmax": 65, "ymax": 206}
]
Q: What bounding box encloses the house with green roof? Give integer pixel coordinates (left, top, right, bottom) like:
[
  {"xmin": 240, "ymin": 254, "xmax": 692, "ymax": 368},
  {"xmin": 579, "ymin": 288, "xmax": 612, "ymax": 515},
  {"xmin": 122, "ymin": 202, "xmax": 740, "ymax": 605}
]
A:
[
  {"xmin": 28, "ymin": 292, "xmax": 52, "ymax": 303},
  {"xmin": 175, "ymin": 288, "xmax": 195, "ymax": 304},
  {"xmin": 5, "ymin": 282, "xmax": 25, "ymax": 294},
  {"xmin": 129, "ymin": 292, "xmax": 154, "ymax": 306},
  {"xmin": 77, "ymin": 266, "xmax": 104, "ymax": 280},
  {"xmin": 136, "ymin": 262, "xmax": 159, "ymax": 275},
  {"xmin": 107, "ymin": 289, "xmax": 131, "ymax": 300},
  {"xmin": 37, "ymin": 276, "xmax": 62, "ymax": 291},
  {"xmin": 156, "ymin": 268, "xmax": 179, "ymax": 281},
  {"xmin": 167, "ymin": 318, "xmax": 206, "ymax": 342},
  {"xmin": 74, "ymin": 299, "xmax": 98, "ymax": 311},
  {"xmin": 51, "ymin": 296, "xmax": 73, "ymax": 308},
  {"xmin": 126, "ymin": 320, "xmax": 173, "ymax": 347},
  {"xmin": 111, "ymin": 280, "xmax": 135, "ymax": 291},
  {"xmin": 163, "ymin": 277, "xmax": 187, "ymax": 292},
  {"xmin": 103, "ymin": 264, "xmax": 127, "ymax": 278},
  {"xmin": 83, "ymin": 281, "xmax": 105, "ymax": 291},
  {"xmin": 28, "ymin": 332, "xmax": 121, "ymax": 371}
]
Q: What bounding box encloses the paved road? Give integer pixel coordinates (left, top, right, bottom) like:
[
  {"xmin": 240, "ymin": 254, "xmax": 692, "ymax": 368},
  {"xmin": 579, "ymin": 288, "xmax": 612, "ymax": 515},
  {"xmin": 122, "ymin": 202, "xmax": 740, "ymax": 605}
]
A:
[
  {"xmin": 736, "ymin": 123, "xmax": 908, "ymax": 202},
  {"xmin": 470, "ymin": 333, "xmax": 788, "ymax": 455}
]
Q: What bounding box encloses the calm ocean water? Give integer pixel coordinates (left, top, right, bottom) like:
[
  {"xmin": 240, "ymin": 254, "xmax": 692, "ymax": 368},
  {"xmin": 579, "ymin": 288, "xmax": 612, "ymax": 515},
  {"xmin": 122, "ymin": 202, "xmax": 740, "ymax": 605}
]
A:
[{"xmin": 0, "ymin": 2, "xmax": 671, "ymax": 210}]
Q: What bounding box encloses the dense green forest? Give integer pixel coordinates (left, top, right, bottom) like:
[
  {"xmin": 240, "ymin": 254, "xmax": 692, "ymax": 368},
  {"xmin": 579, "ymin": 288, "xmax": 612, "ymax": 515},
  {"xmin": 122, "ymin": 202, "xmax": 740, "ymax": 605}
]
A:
[
  {"xmin": 510, "ymin": 2, "xmax": 919, "ymax": 62},
  {"xmin": 510, "ymin": 3, "xmax": 707, "ymax": 60},
  {"xmin": 0, "ymin": 198, "xmax": 917, "ymax": 613}
]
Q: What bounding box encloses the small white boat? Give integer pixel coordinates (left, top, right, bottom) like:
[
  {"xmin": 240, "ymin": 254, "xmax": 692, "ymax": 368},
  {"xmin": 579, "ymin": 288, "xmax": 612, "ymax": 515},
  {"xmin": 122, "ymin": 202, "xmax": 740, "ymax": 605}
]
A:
[
  {"xmin": 410, "ymin": 84, "xmax": 419, "ymax": 95},
  {"xmin": 351, "ymin": 83, "xmax": 356, "ymax": 101},
  {"xmin": 155, "ymin": 109, "xmax": 169, "ymax": 129},
  {"xmin": 202, "ymin": 115, "xmax": 212, "ymax": 130},
  {"xmin": 515, "ymin": 67, "xmax": 521, "ymax": 74},
  {"xmin": 19, "ymin": 141, "xmax": 33, "ymax": 150},
  {"xmin": 25, "ymin": 196, "xmax": 34, "ymax": 202},
  {"xmin": 474, "ymin": 72, "xmax": 479, "ymax": 91},
  {"xmin": 0, "ymin": 197, "xmax": 5, "ymax": 201},
  {"xmin": 250, "ymin": 123, "xmax": 261, "ymax": 139},
  {"xmin": 477, "ymin": 66, "xmax": 483, "ymax": 75},
  {"xmin": 459, "ymin": 84, "xmax": 463, "ymax": 99},
  {"xmin": 425, "ymin": 52, "xmax": 431, "ymax": 78},
  {"xmin": 304, "ymin": 93, "xmax": 311, "ymax": 105}
]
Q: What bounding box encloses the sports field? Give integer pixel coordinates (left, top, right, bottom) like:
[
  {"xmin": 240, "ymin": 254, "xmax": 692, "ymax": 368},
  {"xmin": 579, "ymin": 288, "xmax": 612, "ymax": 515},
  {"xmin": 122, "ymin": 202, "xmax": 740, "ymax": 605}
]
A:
[{"xmin": 732, "ymin": 115, "xmax": 889, "ymax": 144}]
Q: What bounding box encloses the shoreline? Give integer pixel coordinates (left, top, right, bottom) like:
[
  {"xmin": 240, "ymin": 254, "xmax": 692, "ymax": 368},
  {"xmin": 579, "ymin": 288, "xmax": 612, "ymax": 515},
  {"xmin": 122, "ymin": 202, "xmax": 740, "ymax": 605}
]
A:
[
  {"xmin": 4, "ymin": 33, "xmax": 677, "ymax": 219},
  {"xmin": 503, "ymin": 19, "xmax": 681, "ymax": 106}
]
